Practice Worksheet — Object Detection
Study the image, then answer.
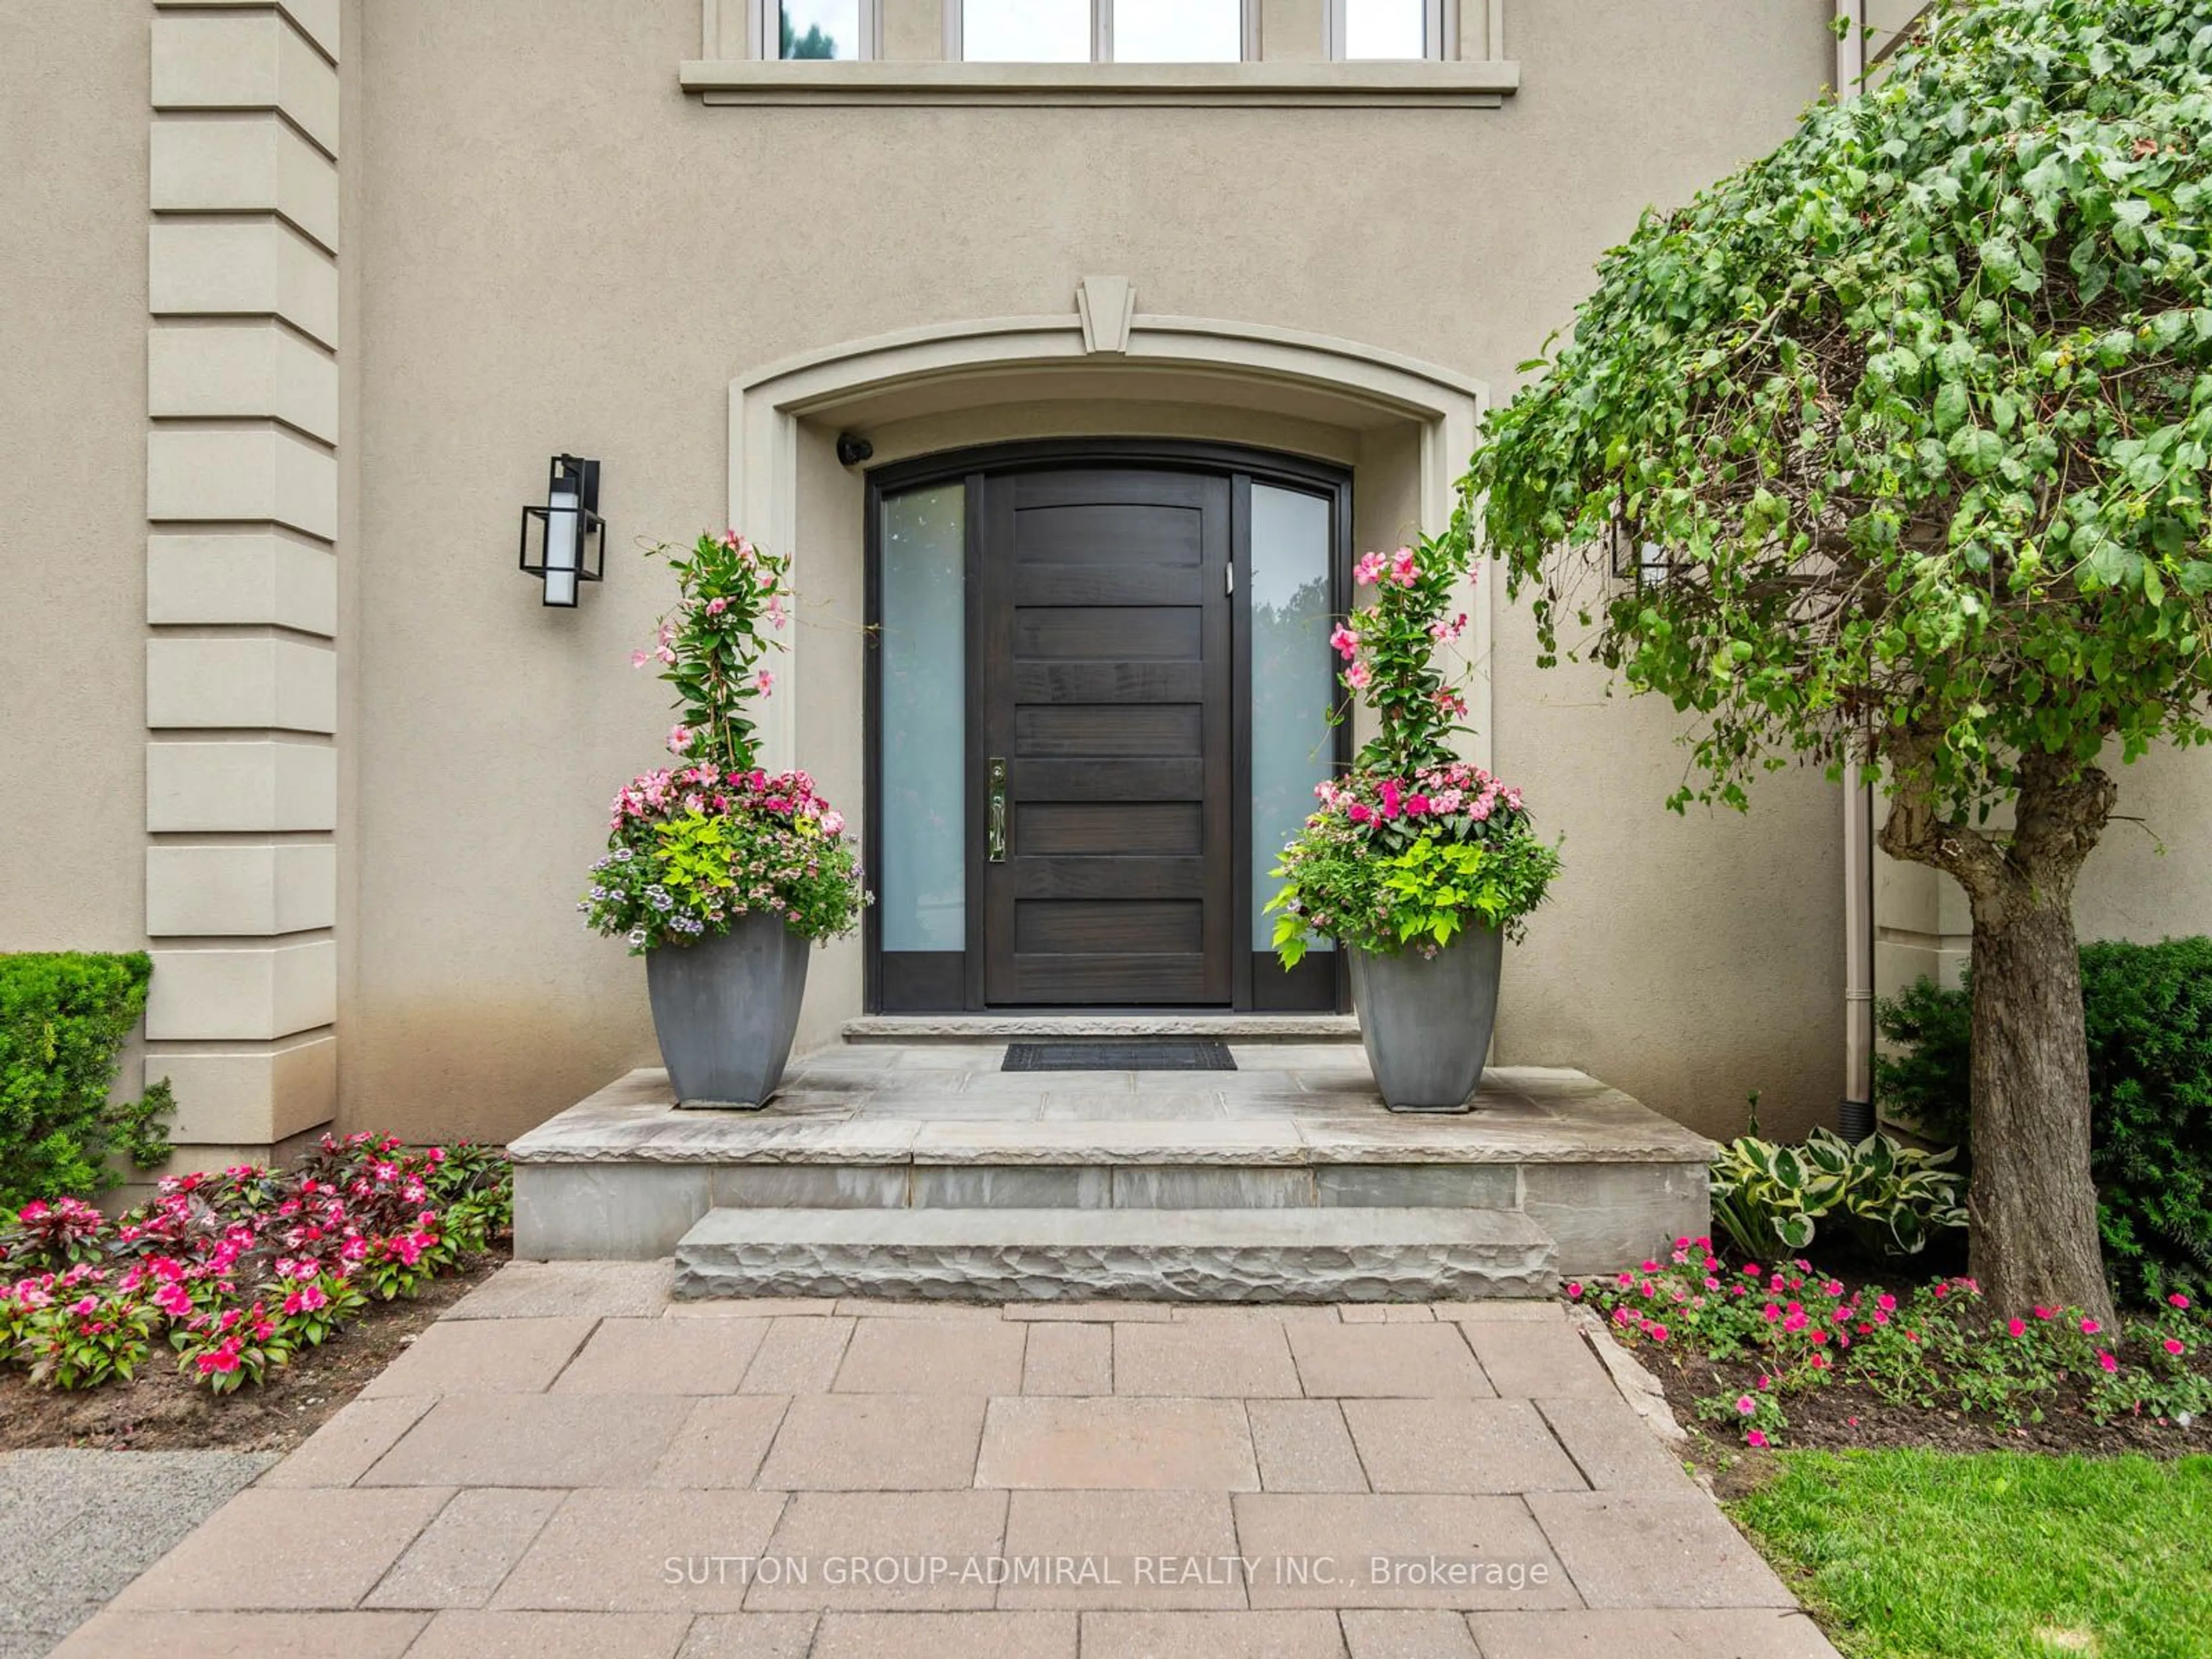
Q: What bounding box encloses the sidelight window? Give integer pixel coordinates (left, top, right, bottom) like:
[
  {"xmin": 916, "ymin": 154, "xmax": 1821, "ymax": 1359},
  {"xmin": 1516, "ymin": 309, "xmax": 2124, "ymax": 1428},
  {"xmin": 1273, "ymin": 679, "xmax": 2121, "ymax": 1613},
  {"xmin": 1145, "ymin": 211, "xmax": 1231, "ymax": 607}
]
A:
[
  {"xmin": 1248, "ymin": 483, "xmax": 1338, "ymax": 953},
  {"xmin": 877, "ymin": 483, "xmax": 968, "ymax": 953},
  {"xmin": 955, "ymin": 0, "xmax": 1251, "ymax": 63}
]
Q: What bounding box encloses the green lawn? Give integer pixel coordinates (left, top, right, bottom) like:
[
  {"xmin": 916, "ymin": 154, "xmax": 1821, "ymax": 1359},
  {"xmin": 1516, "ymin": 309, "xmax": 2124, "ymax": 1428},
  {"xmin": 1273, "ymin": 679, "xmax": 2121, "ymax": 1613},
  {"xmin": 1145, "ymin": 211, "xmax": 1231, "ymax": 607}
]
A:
[{"xmin": 1730, "ymin": 1451, "xmax": 2212, "ymax": 1659}]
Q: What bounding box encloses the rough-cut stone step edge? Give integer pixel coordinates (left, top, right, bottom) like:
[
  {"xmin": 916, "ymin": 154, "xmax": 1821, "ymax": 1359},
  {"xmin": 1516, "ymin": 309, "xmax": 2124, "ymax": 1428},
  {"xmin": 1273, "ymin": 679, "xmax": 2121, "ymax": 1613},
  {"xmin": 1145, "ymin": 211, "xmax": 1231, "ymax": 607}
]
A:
[
  {"xmin": 675, "ymin": 1204, "xmax": 1553, "ymax": 1249},
  {"xmin": 673, "ymin": 1244, "xmax": 1559, "ymax": 1305}
]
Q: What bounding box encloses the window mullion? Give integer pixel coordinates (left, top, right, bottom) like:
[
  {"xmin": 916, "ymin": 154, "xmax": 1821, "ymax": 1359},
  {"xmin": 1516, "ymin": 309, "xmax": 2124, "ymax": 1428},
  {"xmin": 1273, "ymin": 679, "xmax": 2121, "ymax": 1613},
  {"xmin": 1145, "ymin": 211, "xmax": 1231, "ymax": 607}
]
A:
[{"xmin": 1095, "ymin": 0, "xmax": 1113, "ymax": 64}]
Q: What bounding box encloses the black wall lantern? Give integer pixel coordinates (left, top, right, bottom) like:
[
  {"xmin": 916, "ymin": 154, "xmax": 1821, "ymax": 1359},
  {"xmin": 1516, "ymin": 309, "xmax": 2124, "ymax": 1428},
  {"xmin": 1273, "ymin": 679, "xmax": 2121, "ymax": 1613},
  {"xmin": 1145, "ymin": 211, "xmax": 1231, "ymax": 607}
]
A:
[
  {"xmin": 1607, "ymin": 510, "xmax": 1670, "ymax": 590},
  {"xmin": 519, "ymin": 454, "xmax": 605, "ymax": 607}
]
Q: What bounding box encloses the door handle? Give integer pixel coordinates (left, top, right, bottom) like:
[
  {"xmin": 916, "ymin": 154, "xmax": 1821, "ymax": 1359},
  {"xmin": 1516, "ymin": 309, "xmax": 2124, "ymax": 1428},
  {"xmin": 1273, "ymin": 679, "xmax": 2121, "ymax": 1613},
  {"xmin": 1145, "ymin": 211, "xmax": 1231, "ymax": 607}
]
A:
[{"xmin": 987, "ymin": 757, "xmax": 1009, "ymax": 863}]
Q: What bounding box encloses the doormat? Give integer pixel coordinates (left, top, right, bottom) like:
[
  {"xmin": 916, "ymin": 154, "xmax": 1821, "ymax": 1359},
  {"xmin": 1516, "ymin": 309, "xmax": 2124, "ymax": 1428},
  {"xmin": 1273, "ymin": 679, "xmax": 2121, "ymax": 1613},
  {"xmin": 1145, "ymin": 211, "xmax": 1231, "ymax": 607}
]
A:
[{"xmin": 1003, "ymin": 1040, "xmax": 1237, "ymax": 1072}]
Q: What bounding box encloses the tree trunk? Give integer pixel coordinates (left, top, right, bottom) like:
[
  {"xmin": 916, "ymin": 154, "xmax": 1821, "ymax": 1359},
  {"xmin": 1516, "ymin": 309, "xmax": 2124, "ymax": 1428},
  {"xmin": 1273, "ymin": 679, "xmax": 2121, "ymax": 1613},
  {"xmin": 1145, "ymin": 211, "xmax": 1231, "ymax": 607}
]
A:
[
  {"xmin": 1965, "ymin": 888, "xmax": 2115, "ymax": 1328},
  {"xmin": 1878, "ymin": 749, "xmax": 2117, "ymax": 1325}
]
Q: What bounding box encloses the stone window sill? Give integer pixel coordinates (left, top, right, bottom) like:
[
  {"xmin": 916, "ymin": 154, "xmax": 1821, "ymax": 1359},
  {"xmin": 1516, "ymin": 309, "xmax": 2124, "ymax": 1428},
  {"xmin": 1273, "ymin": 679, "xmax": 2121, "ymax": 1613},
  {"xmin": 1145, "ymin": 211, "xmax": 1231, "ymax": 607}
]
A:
[{"xmin": 679, "ymin": 59, "xmax": 1520, "ymax": 108}]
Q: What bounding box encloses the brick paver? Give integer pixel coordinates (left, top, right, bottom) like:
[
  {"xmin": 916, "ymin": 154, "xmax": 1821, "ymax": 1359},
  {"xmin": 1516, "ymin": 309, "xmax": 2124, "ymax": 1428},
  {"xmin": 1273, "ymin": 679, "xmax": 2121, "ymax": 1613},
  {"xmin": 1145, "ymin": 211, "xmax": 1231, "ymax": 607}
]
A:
[
  {"xmin": 1233, "ymin": 1493, "xmax": 1581, "ymax": 1611},
  {"xmin": 65, "ymin": 1263, "xmax": 1840, "ymax": 1656},
  {"xmin": 555, "ymin": 1317, "xmax": 770, "ymax": 1394},
  {"xmin": 1342, "ymin": 1398, "xmax": 1587, "ymax": 1493},
  {"xmin": 364, "ymin": 1487, "xmax": 566, "ymax": 1609},
  {"xmin": 976, "ymin": 1396, "xmax": 1258, "ymax": 1490},
  {"xmin": 1112, "ymin": 1319, "xmax": 1300, "ymax": 1397},
  {"xmin": 1468, "ymin": 1607, "xmax": 1842, "ymax": 1657},
  {"xmin": 756, "ymin": 1393, "xmax": 986, "ymax": 1490},
  {"xmin": 1340, "ymin": 1608, "xmax": 1483, "ymax": 1657},
  {"xmin": 360, "ymin": 1316, "xmax": 595, "ymax": 1396},
  {"xmin": 1245, "ymin": 1399, "xmax": 1370, "ymax": 1493},
  {"xmin": 1021, "ymin": 1321, "xmax": 1113, "ymax": 1394},
  {"xmin": 109, "ymin": 1486, "xmax": 454, "ymax": 1611},
  {"xmin": 1286, "ymin": 1321, "xmax": 1494, "ymax": 1397},
  {"xmin": 51, "ymin": 1608, "xmax": 429, "ymax": 1657},
  {"xmin": 360, "ymin": 1392, "xmax": 694, "ymax": 1488},
  {"xmin": 1081, "ymin": 1609, "xmax": 1347, "ymax": 1656},
  {"xmin": 832, "ymin": 1316, "xmax": 1027, "ymax": 1394}
]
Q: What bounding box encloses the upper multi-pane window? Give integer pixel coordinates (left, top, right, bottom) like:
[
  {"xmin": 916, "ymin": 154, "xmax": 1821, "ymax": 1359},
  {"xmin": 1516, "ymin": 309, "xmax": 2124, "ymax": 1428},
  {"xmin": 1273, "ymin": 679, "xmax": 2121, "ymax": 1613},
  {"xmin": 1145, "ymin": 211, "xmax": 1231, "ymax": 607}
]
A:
[
  {"xmin": 768, "ymin": 0, "xmax": 873, "ymax": 60},
  {"xmin": 957, "ymin": 0, "xmax": 1248, "ymax": 64},
  {"xmin": 1331, "ymin": 0, "xmax": 1446, "ymax": 60}
]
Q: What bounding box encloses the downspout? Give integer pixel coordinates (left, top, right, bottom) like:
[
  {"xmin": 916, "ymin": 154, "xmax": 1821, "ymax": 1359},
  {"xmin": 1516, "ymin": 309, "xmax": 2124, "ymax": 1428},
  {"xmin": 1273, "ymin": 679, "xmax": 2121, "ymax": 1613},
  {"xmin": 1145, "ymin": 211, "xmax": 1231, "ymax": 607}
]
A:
[
  {"xmin": 1838, "ymin": 1, "xmax": 1880, "ymax": 1143},
  {"xmin": 1842, "ymin": 759, "xmax": 1878, "ymax": 1143}
]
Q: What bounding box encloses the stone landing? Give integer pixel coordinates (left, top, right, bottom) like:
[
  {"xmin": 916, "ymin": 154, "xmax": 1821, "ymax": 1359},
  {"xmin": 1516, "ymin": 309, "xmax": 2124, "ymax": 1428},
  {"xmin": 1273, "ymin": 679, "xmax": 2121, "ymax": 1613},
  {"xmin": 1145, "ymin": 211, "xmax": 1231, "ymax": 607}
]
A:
[{"xmin": 509, "ymin": 1049, "xmax": 1716, "ymax": 1296}]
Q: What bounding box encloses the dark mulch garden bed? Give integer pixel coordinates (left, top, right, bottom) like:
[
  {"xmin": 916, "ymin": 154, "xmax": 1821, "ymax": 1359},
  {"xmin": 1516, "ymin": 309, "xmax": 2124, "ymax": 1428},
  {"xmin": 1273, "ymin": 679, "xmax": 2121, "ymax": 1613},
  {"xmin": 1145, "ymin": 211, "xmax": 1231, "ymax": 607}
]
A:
[
  {"xmin": 1590, "ymin": 1245, "xmax": 2212, "ymax": 1488},
  {"xmin": 1642, "ymin": 1338, "xmax": 2209, "ymax": 1476},
  {"xmin": 0, "ymin": 1244, "xmax": 506, "ymax": 1456}
]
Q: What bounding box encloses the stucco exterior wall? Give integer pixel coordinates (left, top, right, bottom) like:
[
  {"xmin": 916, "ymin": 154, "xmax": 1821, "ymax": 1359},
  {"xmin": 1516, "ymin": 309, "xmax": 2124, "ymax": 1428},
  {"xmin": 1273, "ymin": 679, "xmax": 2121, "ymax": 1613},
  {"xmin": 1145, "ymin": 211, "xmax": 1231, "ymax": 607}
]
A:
[
  {"xmin": 339, "ymin": 0, "xmax": 1848, "ymax": 1144},
  {"xmin": 0, "ymin": 4, "xmax": 150, "ymax": 954},
  {"xmin": 18, "ymin": 1, "xmax": 2202, "ymax": 1156}
]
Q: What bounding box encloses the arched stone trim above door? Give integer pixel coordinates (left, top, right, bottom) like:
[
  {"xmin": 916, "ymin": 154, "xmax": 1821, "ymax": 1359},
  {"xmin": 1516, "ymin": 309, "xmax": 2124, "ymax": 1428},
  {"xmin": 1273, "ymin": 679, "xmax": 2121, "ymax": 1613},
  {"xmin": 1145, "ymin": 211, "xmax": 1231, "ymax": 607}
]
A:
[{"xmin": 727, "ymin": 288, "xmax": 1491, "ymax": 773}]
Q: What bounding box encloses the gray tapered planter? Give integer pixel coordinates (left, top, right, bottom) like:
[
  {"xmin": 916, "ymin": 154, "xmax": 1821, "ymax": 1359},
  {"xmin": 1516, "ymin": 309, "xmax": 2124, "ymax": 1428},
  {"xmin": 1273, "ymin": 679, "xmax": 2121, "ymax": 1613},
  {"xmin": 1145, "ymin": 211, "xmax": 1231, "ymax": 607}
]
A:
[
  {"xmin": 645, "ymin": 911, "xmax": 811, "ymax": 1109},
  {"xmin": 1347, "ymin": 925, "xmax": 1505, "ymax": 1112}
]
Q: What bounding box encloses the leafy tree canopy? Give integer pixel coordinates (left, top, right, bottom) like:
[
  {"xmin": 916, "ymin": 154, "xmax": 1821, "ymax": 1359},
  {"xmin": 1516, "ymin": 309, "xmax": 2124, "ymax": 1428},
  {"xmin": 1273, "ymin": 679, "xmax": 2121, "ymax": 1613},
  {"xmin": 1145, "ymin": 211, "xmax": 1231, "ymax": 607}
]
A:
[{"xmin": 1469, "ymin": 0, "xmax": 2212, "ymax": 830}]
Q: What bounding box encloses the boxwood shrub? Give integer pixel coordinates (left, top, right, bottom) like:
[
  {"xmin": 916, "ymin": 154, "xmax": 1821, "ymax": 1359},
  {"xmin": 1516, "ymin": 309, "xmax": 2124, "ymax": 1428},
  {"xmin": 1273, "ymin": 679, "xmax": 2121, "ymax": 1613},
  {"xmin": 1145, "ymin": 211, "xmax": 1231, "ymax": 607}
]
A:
[
  {"xmin": 1876, "ymin": 937, "xmax": 2212, "ymax": 1308},
  {"xmin": 1, "ymin": 953, "xmax": 175, "ymax": 1206}
]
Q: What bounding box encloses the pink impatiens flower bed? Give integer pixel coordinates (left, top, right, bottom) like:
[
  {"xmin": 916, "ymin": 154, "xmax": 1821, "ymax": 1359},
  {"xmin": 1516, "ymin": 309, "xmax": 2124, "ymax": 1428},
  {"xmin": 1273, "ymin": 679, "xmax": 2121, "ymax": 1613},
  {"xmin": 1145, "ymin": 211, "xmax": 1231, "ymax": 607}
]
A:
[
  {"xmin": 1572, "ymin": 1236, "xmax": 2211, "ymax": 1449},
  {"xmin": 0, "ymin": 1134, "xmax": 509, "ymax": 1395}
]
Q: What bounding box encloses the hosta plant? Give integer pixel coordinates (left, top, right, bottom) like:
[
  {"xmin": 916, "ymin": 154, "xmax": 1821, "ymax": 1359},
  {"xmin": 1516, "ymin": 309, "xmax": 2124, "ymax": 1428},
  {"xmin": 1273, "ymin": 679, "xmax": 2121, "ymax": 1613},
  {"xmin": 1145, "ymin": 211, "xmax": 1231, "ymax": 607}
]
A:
[
  {"xmin": 582, "ymin": 531, "xmax": 867, "ymax": 953},
  {"xmin": 1710, "ymin": 1128, "xmax": 1967, "ymax": 1261},
  {"xmin": 1270, "ymin": 533, "xmax": 1559, "ymax": 963}
]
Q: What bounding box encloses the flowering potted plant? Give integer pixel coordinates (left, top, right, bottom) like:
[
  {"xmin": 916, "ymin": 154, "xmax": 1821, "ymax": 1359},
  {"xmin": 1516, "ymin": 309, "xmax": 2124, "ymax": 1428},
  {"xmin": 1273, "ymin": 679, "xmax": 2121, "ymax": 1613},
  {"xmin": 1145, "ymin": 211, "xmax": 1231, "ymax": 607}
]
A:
[
  {"xmin": 1268, "ymin": 532, "xmax": 1560, "ymax": 1110},
  {"xmin": 581, "ymin": 532, "xmax": 868, "ymax": 1107}
]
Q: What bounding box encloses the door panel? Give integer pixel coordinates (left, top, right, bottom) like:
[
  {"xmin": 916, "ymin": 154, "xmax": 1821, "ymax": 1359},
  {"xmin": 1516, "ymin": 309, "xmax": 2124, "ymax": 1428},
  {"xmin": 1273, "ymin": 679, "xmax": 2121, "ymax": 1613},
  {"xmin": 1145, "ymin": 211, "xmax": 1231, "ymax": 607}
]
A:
[
  {"xmin": 1018, "ymin": 900, "xmax": 1205, "ymax": 954},
  {"xmin": 982, "ymin": 468, "xmax": 1234, "ymax": 1006},
  {"xmin": 1013, "ymin": 607, "xmax": 1203, "ymax": 660},
  {"xmin": 1014, "ymin": 705, "xmax": 1204, "ymax": 757},
  {"xmin": 1016, "ymin": 801, "xmax": 1204, "ymax": 855},
  {"xmin": 1012, "ymin": 662, "xmax": 1203, "ymax": 703}
]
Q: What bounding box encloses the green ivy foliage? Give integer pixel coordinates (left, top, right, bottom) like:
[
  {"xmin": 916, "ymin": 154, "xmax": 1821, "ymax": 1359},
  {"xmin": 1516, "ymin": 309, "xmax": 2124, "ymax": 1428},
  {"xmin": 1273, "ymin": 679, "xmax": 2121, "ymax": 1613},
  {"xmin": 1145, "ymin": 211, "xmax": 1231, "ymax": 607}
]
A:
[
  {"xmin": 1877, "ymin": 935, "xmax": 2212, "ymax": 1304},
  {"xmin": 1468, "ymin": 0, "xmax": 2212, "ymax": 819},
  {"xmin": 1, "ymin": 953, "xmax": 176, "ymax": 1207}
]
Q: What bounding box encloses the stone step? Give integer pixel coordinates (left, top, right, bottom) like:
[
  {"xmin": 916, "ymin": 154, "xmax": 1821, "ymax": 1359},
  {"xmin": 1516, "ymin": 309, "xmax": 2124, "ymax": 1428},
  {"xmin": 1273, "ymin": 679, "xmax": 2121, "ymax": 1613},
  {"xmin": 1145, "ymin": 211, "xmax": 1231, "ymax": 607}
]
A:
[
  {"xmin": 842, "ymin": 1014, "xmax": 1362, "ymax": 1043},
  {"xmin": 673, "ymin": 1206, "xmax": 1558, "ymax": 1304}
]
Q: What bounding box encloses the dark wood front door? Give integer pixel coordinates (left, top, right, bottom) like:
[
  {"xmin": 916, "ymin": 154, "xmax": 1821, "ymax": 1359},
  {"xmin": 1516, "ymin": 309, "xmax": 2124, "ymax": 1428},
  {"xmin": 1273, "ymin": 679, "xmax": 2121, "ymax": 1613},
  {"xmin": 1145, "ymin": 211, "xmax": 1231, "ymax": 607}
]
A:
[{"xmin": 978, "ymin": 468, "xmax": 1235, "ymax": 1005}]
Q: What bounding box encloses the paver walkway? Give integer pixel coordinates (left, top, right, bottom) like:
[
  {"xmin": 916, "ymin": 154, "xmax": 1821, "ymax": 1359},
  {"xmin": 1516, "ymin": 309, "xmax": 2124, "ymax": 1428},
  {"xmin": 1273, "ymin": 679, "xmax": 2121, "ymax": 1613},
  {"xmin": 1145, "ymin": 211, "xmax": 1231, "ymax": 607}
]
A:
[{"xmin": 53, "ymin": 1262, "xmax": 1839, "ymax": 1658}]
